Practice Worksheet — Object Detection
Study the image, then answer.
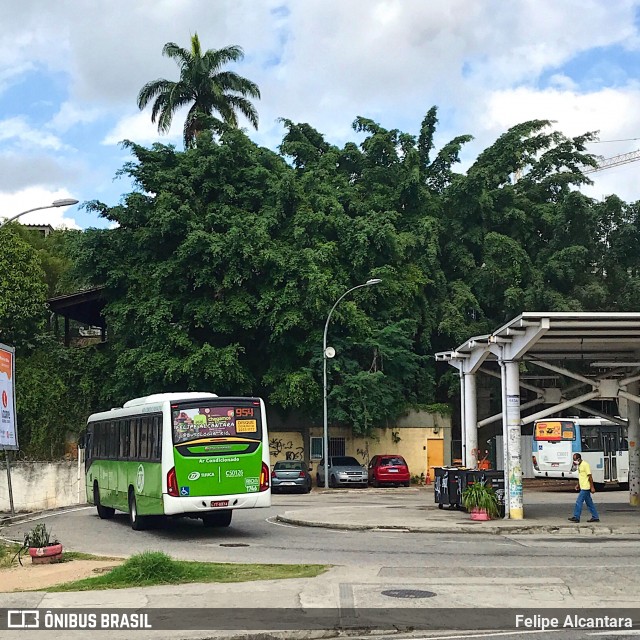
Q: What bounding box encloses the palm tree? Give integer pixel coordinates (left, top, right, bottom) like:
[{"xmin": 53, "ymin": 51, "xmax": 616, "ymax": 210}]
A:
[{"xmin": 137, "ymin": 33, "xmax": 260, "ymax": 148}]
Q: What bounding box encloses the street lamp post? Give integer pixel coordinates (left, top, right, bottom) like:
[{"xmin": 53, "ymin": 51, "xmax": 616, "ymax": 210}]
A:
[
  {"xmin": 0, "ymin": 197, "xmax": 78, "ymax": 516},
  {"xmin": 323, "ymin": 278, "xmax": 382, "ymax": 489},
  {"xmin": 0, "ymin": 198, "xmax": 79, "ymax": 229}
]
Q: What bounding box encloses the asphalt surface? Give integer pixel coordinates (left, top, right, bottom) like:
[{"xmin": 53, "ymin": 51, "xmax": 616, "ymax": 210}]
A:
[{"xmin": 2, "ymin": 485, "xmax": 640, "ymax": 640}]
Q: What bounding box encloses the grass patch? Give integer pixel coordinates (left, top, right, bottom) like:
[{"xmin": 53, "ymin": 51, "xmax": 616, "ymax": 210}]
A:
[
  {"xmin": 46, "ymin": 551, "xmax": 327, "ymax": 592},
  {"xmin": 0, "ymin": 542, "xmax": 21, "ymax": 568}
]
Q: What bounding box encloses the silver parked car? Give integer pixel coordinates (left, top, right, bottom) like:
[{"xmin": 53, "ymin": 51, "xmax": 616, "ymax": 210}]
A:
[
  {"xmin": 271, "ymin": 461, "xmax": 312, "ymax": 493},
  {"xmin": 316, "ymin": 456, "xmax": 368, "ymax": 488}
]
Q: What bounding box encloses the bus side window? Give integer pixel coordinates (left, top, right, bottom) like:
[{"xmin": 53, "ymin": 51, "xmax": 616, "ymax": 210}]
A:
[
  {"xmin": 109, "ymin": 421, "xmax": 118, "ymax": 459},
  {"xmin": 119, "ymin": 419, "xmax": 130, "ymax": 459},
  {"xmin": 130, "ymin": 419, "xmax": 139, "ymax": 460},
  {"xmin": 96, "ymin": 422, "xmax": 104, "ymax": 458},
  {"xmin": 149, "ymin": 416, "xmax": 160, "ymax": 460},
  {"xmin": 154, "ymin": 415, "xmax": 162, "ymax": 460},
  {"xmin": 140, "ymin": 417, "xmax": 149, "ymax": 460}
]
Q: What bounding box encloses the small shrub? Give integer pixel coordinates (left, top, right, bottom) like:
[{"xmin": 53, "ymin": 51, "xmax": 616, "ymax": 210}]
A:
[
  {"xmin": 23, "ymin": 523, "xmax": 58, "ymax": 548},
  {"xmin": 111, "ymin": 551, "xmax": 181, "ymax": 585},
  {"xmin": 461, "ymin": 481, "xmax": 499, "ymax": 519}
]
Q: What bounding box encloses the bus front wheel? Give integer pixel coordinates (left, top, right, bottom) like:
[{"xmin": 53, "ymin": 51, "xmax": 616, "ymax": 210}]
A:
[
  {"xmin": 128, "ymin": 490, "xmax": 148, "ymax": 531},
  {"xmin": 94, "ymin": 483, "xmax": 115, "ymax": 520},
  {"xmin": 202, "ymin": 510, "xmax": 232, "ymax": 528}
]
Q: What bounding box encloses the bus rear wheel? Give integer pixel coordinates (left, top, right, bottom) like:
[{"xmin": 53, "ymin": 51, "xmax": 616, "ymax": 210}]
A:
[
  {"xmin": 128, "ymin": 490, "xmax": 148, "ymax": 531},
  {"xmin": 94, "ymin": 483, "xmax": 115, "ymax": 519},
  {"xmin": 202, "ymin": 510, "xmax": 232, "ymax": 528}
]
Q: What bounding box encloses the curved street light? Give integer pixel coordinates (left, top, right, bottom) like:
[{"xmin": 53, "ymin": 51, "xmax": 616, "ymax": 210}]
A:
[
  {"xmin": 322, "ymin": 278, "xmax": 382, "ymax": 489},
  {"xmin": 0, "ymin": 198, "xmax": 79, "ymax": 229}
]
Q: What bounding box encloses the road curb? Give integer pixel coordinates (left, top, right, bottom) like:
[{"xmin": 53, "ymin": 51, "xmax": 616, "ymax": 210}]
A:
[
  {"xmin": 276, "ymin": 514, "xmax": 640, "ymax": 536},
  {"xmin": 0, "ymin": 504, "xmax": 90, "ymax": 527}
]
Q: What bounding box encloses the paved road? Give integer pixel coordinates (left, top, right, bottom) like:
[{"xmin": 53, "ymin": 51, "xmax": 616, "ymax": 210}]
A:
[
  {"xmin": 2, "ymin": 488, "xmax": 640, "ymax": 640},
  {"xmin": 3, "ymin": 488, "xmax": 640, "ymax": 572}
]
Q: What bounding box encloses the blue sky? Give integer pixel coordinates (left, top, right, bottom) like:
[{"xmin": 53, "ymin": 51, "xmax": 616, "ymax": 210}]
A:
[{"xmin": 1, "ymin": 0, "xmax": 640, "ymax": 229}]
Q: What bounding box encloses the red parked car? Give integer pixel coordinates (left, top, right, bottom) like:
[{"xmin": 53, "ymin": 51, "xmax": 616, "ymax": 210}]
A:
[{"xmin": 368, "ymin": 455, "xmax": 410, "ymax": 487}]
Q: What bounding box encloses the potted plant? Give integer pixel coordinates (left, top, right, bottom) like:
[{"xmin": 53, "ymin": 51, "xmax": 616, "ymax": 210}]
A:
[
  {"xmin": 22, "ymin": 523, "xmax": 63, "ymax": 564},
  {"xmin": 461, "ymin": 480, "xmax": 499, "ymax": 521}
]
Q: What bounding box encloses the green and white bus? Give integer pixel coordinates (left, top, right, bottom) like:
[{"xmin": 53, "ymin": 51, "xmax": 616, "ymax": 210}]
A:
[{"xmin": 83, "ymin": 393, "xmax": 271, "ymax": 530}]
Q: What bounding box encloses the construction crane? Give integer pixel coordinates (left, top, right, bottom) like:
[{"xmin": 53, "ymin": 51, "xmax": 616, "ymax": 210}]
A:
[{"xmin": 584, "ymin": 149, "xmax": 640, "ymax": 174}]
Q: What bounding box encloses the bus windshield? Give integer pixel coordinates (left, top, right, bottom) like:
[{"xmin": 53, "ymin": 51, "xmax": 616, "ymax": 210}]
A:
[
  {"xmin": 534, "ymin": 420, "xmax": 575, "ymax": 442},
  {"xmin": 172, "ymin": 402, "xmax": 262, "ymax": 444}
]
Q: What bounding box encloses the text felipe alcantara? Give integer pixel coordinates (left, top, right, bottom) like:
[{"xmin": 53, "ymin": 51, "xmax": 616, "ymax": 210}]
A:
[{"xmin": 516, "ymin": 614, "xmax": 633, "ymax": 631}]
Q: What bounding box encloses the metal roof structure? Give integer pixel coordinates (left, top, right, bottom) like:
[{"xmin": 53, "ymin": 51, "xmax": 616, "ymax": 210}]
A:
[
  {"xmin": 435, "ymin": 312, "xmax": 640, "ymax": 519},
  {"xmin": 436, "ymin": 312, "xmax": 640, "ymax": 365}
]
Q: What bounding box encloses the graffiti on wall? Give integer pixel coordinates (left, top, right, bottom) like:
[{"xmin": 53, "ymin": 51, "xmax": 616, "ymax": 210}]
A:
[
  {"xmin": 269, "ymin": 437, "xmax": 304, "ymax": 461},
  {"xmin": 357, "ymin": 442, "xmax": 370, "ymax": 466}
]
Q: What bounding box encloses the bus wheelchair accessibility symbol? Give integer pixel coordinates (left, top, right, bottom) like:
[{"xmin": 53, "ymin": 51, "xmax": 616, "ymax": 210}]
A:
[{"xmin": 180, "ymin": 486, "xmax": 190, "ymax": 496}]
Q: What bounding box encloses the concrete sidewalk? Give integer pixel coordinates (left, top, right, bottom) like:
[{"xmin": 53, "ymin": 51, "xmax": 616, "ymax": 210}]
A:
[{"xmin": 278, "ymin": 484, "xmax": 640, "ymax": 535}]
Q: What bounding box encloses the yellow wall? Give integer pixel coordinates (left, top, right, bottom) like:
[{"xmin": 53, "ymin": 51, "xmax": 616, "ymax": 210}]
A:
[{"xmin": 269, "ymin": 410, "xmax": 451, "ymax": 481}]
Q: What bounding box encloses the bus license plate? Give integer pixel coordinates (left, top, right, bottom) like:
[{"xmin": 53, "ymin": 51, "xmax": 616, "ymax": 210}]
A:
[{"xmin": 211, "ymin": 500, "xmax": 229, "ymax": 507}]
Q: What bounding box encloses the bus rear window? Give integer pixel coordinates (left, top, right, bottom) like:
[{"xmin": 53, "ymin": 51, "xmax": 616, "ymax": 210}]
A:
[
  {"xmin": 534, "ymin": 421, "xmax": 575, "ymax": 441},
  {"xmin": 172, "ymin": 403, "xmax": 262, "ymax": 444}
]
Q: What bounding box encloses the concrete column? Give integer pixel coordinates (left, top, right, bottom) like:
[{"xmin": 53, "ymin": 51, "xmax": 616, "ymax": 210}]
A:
[
  {"xmin": 464, "ymin": 372, "xmax": 478, "ymax": 468},
  {"xmin": 628, "ymin": 382, "xmax": 640, "ymax": 507},
  {"xmin": 505, "ymin": 361, "xmax": 523, "ymax": 519},
  {"xmin": 500, "ymin": 357, "xmax": 510, "ymax": 518},
  {"xmin": 459, "ymin": 372, "xmax": 466, "ymax": 466}
]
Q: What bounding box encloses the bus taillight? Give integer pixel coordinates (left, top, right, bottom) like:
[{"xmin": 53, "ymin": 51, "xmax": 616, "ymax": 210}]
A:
[
  {"xmin": 260, "ymin": 462, "xmax": 270, "ymax": 491},
  {"xmin": 532, "ymin": 455, "xmax": 539, "ymax": 471},
  {"xmin": 167, "ymin": 467, "xmax": 179, "ymax": 497}
]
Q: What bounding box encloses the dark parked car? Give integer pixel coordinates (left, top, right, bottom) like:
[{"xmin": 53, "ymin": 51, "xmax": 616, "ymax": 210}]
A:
[
  {"xmin": 316, "ymin": 456, "xmax": 368, "ymax": 488},
  {"xmin": 271, "ymin": 461, "xmax": 312, "ymax": 493},
  {"xmin": 368, "ymin": 455, "xmax": 410, "ymax": 487}
]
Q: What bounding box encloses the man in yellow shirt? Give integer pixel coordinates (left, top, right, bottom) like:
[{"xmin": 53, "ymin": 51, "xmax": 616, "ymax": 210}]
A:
[{"xmin": 568, "ymin": 453, "xmax": 600, "ymax": 523}]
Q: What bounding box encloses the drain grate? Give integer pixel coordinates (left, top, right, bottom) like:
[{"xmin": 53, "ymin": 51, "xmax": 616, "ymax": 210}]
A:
[
  {"xmin": 220, "ymin": 543, "xmax": 250, "ymax": 547},
  {"xmin": 381, "ymin": 589, "xmax": 436, "ymax": 599}
]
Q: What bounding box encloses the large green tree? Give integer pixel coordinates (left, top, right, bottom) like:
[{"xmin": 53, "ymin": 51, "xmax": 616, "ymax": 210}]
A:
[
  {"xmin": 0, "ymin": 226, "xmax": 48, "ymax": 348},
  {"xmin": 137, "ymin": 33, "xmax": 260, "ymax": 148}
]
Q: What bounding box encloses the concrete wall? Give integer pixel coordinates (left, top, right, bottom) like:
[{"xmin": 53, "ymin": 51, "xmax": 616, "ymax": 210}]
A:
[
  {"xmin": 0, "ymin": 461, "xmax": 84, "ymax": 513},
  {"xmin": 269, "ymin": 410, "xmax": 452, "ymax": 480}
]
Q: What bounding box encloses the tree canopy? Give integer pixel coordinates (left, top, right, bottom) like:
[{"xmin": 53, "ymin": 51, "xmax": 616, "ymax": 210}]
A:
[{"xmin": 9, "ymin": 107, "xmax": 640, "ymax": 456}]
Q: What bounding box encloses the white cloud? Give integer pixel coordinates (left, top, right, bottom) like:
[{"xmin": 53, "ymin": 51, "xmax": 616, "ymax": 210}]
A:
[
  {"xmin": 481, "ymin": 86, "xmax": 640, "ymax": 140},
  {"xmin": 49, "ymin": 102, "xmax": 104, "ymax": 133},
  {"xmin": 2, "ymin": 0, "xmax": 640, "ymax": 223},
  {"xmin": 102, "ymin": 109, "xmax": 183, "ymax": 146},
  {"xmin": 0, "ymin": 187, "xmax": 81, "ymax": 229},
  {"xmin": 0, "ymin": 117, "xmax": 66, "ymax": 151}
]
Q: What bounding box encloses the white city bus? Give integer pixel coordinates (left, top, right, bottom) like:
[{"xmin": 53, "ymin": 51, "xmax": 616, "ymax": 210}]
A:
[{"xmin": 532, "ymin": 417, "xmax": 629, "ymax": 489}]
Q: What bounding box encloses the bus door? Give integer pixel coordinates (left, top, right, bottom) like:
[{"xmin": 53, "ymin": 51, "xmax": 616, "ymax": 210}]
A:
[{"xmin": 601, "ymin": 428, "xmax": 618, "ymax": 483}]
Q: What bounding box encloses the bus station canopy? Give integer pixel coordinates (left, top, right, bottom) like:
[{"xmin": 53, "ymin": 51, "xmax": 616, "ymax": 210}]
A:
[
  {"xmin": 436, "ymin": 312, "xmax": 640, "ymax": 366},
  {"xmin": 434, "ymin": 312, "xmax": 640, "ymax": 518}
]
